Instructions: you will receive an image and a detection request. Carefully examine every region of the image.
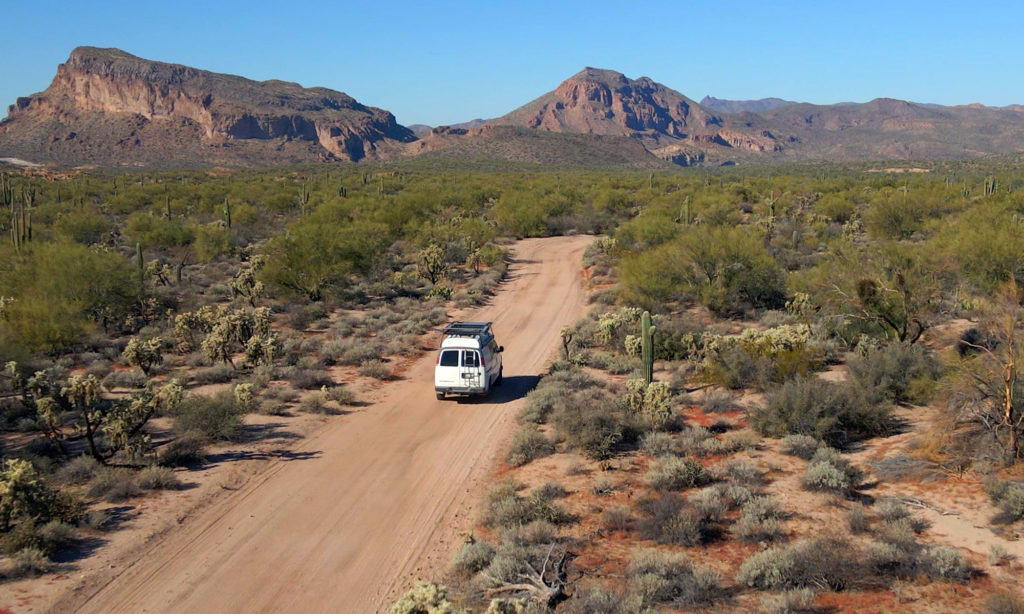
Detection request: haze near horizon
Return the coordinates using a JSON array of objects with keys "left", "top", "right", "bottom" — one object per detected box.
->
[{"left": 2, "top": 0, "right": 1022, "bottom": 127}]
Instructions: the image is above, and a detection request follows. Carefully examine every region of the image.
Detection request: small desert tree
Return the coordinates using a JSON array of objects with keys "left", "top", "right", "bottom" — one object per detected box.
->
[{"left": 950, "top": 280, "right": 1024, "bottom": 463}]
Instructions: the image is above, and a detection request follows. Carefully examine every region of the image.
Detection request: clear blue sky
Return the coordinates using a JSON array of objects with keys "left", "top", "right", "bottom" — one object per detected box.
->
[{"left": 2, "top": 0, "right": 1022, "bottom": 127}]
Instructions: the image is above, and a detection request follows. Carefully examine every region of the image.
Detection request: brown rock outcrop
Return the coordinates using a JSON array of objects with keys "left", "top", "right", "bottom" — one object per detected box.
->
[{"left": 0, "top": 47, "right": 415, "bottom": 166}]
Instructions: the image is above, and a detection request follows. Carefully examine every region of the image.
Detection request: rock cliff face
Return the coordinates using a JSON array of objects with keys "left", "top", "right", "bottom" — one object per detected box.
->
[
  {"left": 0, "top": 47, "right": 415, "bottom": 166},
  {"left": 490, "top": 68, "right": 786, "bottom": 165}
]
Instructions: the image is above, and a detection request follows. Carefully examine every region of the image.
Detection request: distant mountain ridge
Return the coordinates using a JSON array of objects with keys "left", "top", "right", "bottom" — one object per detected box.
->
[
  {"left": 3, "top": 50, "right": 1024, "bottom": 169},
  {"left": 700, "top": 96, "right": 799, "bottom": 114},
  {"left": 0, "top": 47, "right": 414, "bottom": 166}
]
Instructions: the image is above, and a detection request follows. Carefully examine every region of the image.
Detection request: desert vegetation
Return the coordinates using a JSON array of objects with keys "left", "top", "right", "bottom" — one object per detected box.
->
[
  {"left": 383, "top": 161, "right": 1024, "bottom": 612},
  {"left": 2, "top": 161, "right": 1024, "bottom": 610}
]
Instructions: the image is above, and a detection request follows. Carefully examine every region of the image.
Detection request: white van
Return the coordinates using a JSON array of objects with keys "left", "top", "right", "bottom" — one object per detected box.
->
[{"left": 434, "top": 322, "right": 503, "bottom": 399}]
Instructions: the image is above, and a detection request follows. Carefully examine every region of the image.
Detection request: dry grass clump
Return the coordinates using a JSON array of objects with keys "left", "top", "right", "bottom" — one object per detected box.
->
[{"left": 645, "top": 456, "right": 709, "bottom": 491}]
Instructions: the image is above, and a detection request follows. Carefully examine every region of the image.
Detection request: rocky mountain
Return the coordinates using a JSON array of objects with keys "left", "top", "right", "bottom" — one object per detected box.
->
[
  {"left": 0, "top": 47, "right": 415, "bottom": 166},
  {"left": 487, "top": 67, "right": 785, "bottom": 165},
  {"left": 700, "top": 96, "right": 798, "bottom": 114},
  {"left": 4, "top": 51, "right": 1024, "bottom": 169}
]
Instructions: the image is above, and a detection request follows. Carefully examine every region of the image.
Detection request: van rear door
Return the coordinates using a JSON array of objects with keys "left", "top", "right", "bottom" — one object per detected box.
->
[{"left": 435, "top": 349, "right": 461, "bottom": 389}]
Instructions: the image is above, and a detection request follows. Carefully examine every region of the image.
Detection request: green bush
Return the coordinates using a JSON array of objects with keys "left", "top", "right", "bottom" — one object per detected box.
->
[
  {"left": 482, "top": 481, "right": 569, "bottom": 530},
  {"left": 645, "top": 456, "right": 709, "bottom": 491},
  {"left": 158, "top": 431, "right": 207, "bottom": 467},
  {"left": 737, "top": 536, "right": 860, "bottom": 590},
  {"left": 753, "top": 377, "right": 891, "bottom": 448},
  {"left": 358, "top": 359, "right": 394, "bottom": 380},
  {"left": 135, "top": 466, "right": 181, "bottom": 490},
  {"left": 452, "top": 539, "right": 494, "bottom": 576},
  {"left": 735, "top": 496, "right": 786, "bottom": 543},
  {"left": 985, "top": 591, "right": 1024, "bottom": 614},
  {"left": 801, "top": 448, "right": 863, "bottom": 494},
  {"left": 550, "top": 396, "right": 632, "bottom": 461},
  {"left": 173, "top": 392, "right": 243, "bottom": 441},
  {"left": 86, "top": 467, "right": 141, "bottom": 502},
  {"left": 779, "top": 434, "right": 821, "bottom": 460},
  {"left": 986, "top": 479, "right": 1024, "bottom": 522},
  {"left": 626, "top": 548, "right": 722, "bottom": 607},
  {"left": 847, "top": 342, "right": 940, "bottom": 405},
  {"left": 636, "top": 493, "right": 709, "bottom": 546},
  {"left": 506, "top": 426, "right": 555, "bottom": 467}
]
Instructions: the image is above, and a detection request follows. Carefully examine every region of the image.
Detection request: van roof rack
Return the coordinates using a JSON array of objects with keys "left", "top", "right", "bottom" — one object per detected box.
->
[{"left": 443, "top": 321, "right": 492, "bottom": 338}]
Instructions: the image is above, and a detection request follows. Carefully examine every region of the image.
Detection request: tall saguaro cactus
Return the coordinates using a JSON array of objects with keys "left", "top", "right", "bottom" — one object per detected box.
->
[{"left": 641, "top": 311, "right": 656, "bottom": 385}]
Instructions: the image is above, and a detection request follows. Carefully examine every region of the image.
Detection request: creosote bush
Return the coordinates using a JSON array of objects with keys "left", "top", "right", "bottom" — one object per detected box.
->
[
  {"left": 754, "top": 376, "right": 890, "bottom": 448},
  {"left": 506, "top": 425, "right": 555, "bottom": 468},
  {"left": 172, "top": 392, "right": 244, "bottom": 441},
  {"left": 801, "top": 447, "right": 863, "bottom": 495},
  {"left": 626, "top": 548, "right": 723, "bottom": 607},
  {"left": 645, "top": 456, "right": 709, "bottom": 491}
]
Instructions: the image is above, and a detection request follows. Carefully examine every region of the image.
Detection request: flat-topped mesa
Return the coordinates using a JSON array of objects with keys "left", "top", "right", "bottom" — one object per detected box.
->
[{"left": 4, "top": 47, "right": 414, "bottom": 162}]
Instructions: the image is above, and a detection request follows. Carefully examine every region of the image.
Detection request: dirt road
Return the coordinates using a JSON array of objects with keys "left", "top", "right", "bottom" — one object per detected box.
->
[{"left": 64, "top": 235, "right": 592, "bottom": 614}]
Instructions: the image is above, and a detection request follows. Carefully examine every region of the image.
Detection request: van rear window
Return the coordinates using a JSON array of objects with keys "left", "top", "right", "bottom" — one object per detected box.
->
[
  {"left": 439, "top": 350, "right": 459, "bottom": 367},
  {"left": 463, "top": 351, "right": 479, "bottom": 367}
]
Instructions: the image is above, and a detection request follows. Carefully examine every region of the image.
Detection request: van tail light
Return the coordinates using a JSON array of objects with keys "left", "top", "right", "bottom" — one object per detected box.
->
[
  {"left": 480, "top": 353, "right": 486, "bottom": 367},
  {"left": 436, "top": 353, "right": 440, "bottom": 365}
]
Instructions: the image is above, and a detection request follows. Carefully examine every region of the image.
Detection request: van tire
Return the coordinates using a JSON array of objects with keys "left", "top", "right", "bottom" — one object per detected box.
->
[
  {"left": 494, "top": 367, "right": 503, "bottom": 387},
  {"left": 436, "top": 392, "right": 445, "bottom": 400}
]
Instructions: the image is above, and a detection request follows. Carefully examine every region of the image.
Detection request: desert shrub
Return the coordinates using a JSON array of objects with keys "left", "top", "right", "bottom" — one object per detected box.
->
[
  {"left": 626, "top": 548, "right": 723, "bottom": 607},
  {"left": 519, "top": 369, "right": 606, "bottom": 424},
  {"left": 358, "top": 359, "right": 393, "bottom": 380},
  {"left": 173, "top": 392, "right": 243, "bottom": 441},
  {"left": 761, "top": 588, "right": 819, "bottom": 614},
  {"left": 640, "top": 432, "right": 677, "bottom": 457},
  {"left": 735, "top": 495, "right": 786, "bottom": 543},
  {"left": 322, "top": 385, "right": 357, "bottom": 406},
  {"left": 847, "top": 342, "right": 940, "bottom": 405},
  {"left": 561, "top": 584, "right": 644, "bottom": 614},
  {"left": 779, "top": 434, "right": 821, "bottom": 460},
  {"left": 602, "top": 505, "right": 633, "bottom": 532},
  {"left": 737, "top": 536, "right": 860, "bottom": 590},
  {"left": 701, "top": 391, "right": 739, "bottom": 413},
  {"left": 482, "top": 481, "right": 569, "bottom": 530},
  {"left": 506, "top": 426, "right": 555, "bottom": 468},
  {"left": 158, "top": 431, "right": 207, "bottom": 467},
  {"left": 56, "top": 455, "right": 102, "bottom": 485},
  {"left": 550, "top": 396, "right": 632, "bottom": 461},
  {"left": 989, "top": 544, "right": 1010, "bottom": 566},
  {"left": 919, "top": 545, "right": 970, "bottom": 582},
  {"left": 8, "top": 547, "right": 52, "bottom": 577},
  {"left": 876, "top": 498, "right": 912, "bottom": 524},
  {"left": 986, "top": 591, "right": 1024, "bottom": 614},
  {"left": 452, "top": 539, "right": 494, "bottom": 576},
  {"left": 675, "top": 426, "right": 715, "bottom": 456},
  {"left": 801, "top": 448, "right": 863, "bottom": 494},
  {"left": 636, "top": 493, "right": 709, "bottom": 546},
  {"left": 2, "top": 519, "right": 75, "bottom": 556},
  {"left": 753, "top": 377, "right": 890, "bottom": 448},
  {"left": 986, "top": 479, "right": 1024, "bottom": 522},
  {"left": 332, "top": 341, "right": 385, "bottom": 367},
  {"left": 102, "top": 369, "right": 149, "bottom": 390},
  {"left": 646, "top": 456, "right": 708, "bottom": 491},
  {"left": 716, "top": 459, "right": 763, "bottom": 485},
  {"left": 288, "top": 368, "right": 334, "bottom": 389},
  {"left": 690, "top": 483, "right": 752, "bottom": 522},
  {"left": 135, "top": 466, "right": 181, "bottom": 490},
  {"left": 848, "top": 503, "right": 871, "bottom": 533},
  {"left": 86, "top": 467, "right": 141, "bottom": 502},
  {"left": 191, "top": 364, "right": 236, "bottom": 385}
]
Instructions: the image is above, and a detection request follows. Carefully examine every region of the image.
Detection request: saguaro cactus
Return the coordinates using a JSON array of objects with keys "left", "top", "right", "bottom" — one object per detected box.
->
[
  {"left": 136, "top": 242, "right": 145, "bottom": 290},
  {"left": 641, "top": 311, "right": 656, "bottom": 384},
  {"left": 224, "top": 197, "right": 232, "bottom": 229}
]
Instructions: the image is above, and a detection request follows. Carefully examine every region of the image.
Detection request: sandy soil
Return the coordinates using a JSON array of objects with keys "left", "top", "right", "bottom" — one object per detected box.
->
[{"left": 31, "top": 235, "right": 592, "bottom": 614}]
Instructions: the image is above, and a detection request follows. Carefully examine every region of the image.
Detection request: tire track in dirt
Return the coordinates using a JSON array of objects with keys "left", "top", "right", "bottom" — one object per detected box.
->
[{"left": 59, "top": 235, "right": 591, "bottom": 614}]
